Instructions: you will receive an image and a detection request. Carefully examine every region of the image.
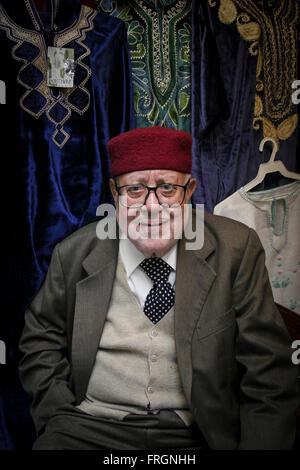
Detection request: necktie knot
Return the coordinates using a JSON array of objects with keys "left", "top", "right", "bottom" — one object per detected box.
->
[{"left": 140, "top": 257, "right": 172, "bottom": 284}]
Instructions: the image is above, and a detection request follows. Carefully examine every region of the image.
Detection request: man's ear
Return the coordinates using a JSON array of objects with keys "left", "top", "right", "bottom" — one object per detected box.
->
[
  {"left": 109, "top": 178, "right": 118, "bottom": 204},
  {"left": 186, "top": 177, "right": 197, "bottom": 201}
]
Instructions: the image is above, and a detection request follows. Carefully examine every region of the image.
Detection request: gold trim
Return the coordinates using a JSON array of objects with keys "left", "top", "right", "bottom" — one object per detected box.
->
[
  {"left": 209, "top": 0, "right": 299, "bottom": 145},
  {"left": 254, "top": 94, "right": 263, "bottom": 116},
  {"left": 52, "top": 126, "right": 70, "bottom": 148},
  {"left": 277, "top": 114, "right": 298, "bottom": 141},
  {"left": 0, "top": 5, "right": 97, "bottom": 147},
  {"left": 55, "top": 6, "right": 97, "bottom": 116},
  {"left": 0, "top": 5, "right": 50, "bottom": 118},
  {"left": 134, "top": 0, "right": 188, "bottom": 95},
  {"left": 218, "top": 0, "right": 237, "bottom": 24},
  {"left": 25, "top": 0, "right": 41, "bottom": 31}
]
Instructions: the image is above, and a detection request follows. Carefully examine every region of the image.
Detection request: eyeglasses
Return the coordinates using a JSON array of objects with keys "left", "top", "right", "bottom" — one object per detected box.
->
[{"left": 114, "top": 179, "right": 191, "bottom": 208}]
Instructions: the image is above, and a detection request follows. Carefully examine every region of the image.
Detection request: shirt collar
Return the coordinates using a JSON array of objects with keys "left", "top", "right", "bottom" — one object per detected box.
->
[{"left": 119, "top": 235, "right": 177, "bottom": 279}]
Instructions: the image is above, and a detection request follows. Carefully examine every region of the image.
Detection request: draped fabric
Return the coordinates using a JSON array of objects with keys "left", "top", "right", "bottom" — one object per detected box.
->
[
  {"left": 81, "top": 0, "right": 97, "bottom": 7},
  {"left": 191, "top": 0, "right": 300, "bottom": 213},
  {"left": 96, "top": 0, "right": 192, "bottom": 130},
  {"left": 1, "top": 0, "right": 134, "bottom": 449},
  {"left": 214, "top": 181, "right": 300, "bottom": 314}
]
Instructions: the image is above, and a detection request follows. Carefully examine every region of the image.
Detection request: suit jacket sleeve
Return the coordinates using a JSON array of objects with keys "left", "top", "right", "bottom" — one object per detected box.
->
[
  {"left": 233, "top": 228, "right": 299, "bottom": 449},
  {"left": 18, "top": 244, "right": 76, "bottom": 436}
]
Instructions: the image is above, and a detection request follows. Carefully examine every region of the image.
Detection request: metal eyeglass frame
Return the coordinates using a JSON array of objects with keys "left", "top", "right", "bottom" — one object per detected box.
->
[{"left": 114, "top": 178, "right": 191, "bottom": 208}]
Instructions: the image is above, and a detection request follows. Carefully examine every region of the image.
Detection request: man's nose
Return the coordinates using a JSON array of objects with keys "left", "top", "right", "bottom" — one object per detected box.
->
[{"left": 145, "top": 189, "right": 160, "bottom": 210}]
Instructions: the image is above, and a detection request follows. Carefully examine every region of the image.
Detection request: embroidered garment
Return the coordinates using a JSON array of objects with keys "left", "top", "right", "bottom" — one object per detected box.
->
[
  {"left": 96, "top": 0, "right": 192, "bottom": 130},
  {"left": 214, "top": 181, "right": 300, "bottom": 314},
  {"left": 1, "top": 0, "right": 134, "bottom": 450},
  {"left": 191, "top": 0, "right": 299, "bottom": 212},
  {"left": 1, "top": 0, "right": 134, "bottom": 324}
]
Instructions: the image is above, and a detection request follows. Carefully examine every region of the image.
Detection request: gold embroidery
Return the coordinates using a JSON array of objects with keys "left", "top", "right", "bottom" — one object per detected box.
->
[
  {"left": 134, "top": 0, "right": 187, "bottom": 95},
  {"left": 253, "top": 113, "right": 298, "bottom": 146},
  {"left": 261, "top": 117, "right": 278, "bottom": 144},
  {"left": 0, "top": 6, "right": 48, "bottom": 118},
  {"left": 218, "top": 0, "right": 237, "bottom": 24},
  {"left": 0, "top": 5, "right": 97, "bottom": 148},
  {"left": 254, "top": 94, "right": 263, "bottom": 116},
  {"left": 209, "top": 0, "right": 299, "bottom": 146},
  {"left": 256, "top": 48, "right": 262, "bottom": 75},
  {"left": 25, "top": 0, "right": 41, "bottom": 31},
  {"left": 237, "top": 20, "right": 261, "bottom": 42},
  {"left": 277, "top": 114, "right": 298, "bottom": 141}
]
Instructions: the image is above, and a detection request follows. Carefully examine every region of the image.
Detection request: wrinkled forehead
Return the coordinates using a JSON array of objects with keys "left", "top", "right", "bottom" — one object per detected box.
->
[{"left": 117, "top": 169, "right": 187, "bottom": 185}]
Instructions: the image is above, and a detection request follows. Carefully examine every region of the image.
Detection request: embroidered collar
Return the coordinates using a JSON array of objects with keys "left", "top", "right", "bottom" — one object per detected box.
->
[{"left": 0, "top": 0, "right": 97, "bottom": 148}]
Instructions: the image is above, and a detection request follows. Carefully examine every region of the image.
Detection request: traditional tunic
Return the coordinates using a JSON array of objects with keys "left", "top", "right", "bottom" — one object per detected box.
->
[
  {"left": 214, "top": 181, "right": 300, "bottom": 314},
  {"left": 0, "top": 0, "right": 134, "bottom": 449},
  {"left": 97, "top": 0, "right": 192, "bottom": 130},
  {"left": 1, "top": 0, "right": 135, "bottom": 322}
]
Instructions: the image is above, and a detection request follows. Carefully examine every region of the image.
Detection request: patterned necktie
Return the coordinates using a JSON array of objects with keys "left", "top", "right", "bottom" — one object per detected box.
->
[{"left": 140, "top": 257, "right": 175, "bottom": 324}]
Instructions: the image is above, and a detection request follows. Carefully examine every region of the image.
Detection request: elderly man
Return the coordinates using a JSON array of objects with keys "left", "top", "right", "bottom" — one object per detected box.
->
[{"left": 19, "top": 127, "right": 299, "bottom": 450}]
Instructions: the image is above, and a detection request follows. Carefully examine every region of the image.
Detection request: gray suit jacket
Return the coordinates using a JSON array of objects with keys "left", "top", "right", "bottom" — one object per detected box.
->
[{"left": 18, "top": 211, "right": 299, "bottom": 449}]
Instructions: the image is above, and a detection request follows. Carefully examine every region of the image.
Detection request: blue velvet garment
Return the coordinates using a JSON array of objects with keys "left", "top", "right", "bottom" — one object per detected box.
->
[
  {"left": 0, "top": 0, "right": 135, "bottom": 449},
  {"left": 191, "top": 0, "right": 300, "bottom": 213}
]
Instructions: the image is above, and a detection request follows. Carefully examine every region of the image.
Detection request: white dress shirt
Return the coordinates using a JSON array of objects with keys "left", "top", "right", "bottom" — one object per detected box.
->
[{"left": 119, "top": 236, "right": 177, "bottom": 309}]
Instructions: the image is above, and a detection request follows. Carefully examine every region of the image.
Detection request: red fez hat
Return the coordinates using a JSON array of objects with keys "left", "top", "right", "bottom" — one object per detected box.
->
[{"left": 107, "top": 126, "right": 192, "bottom": 177}]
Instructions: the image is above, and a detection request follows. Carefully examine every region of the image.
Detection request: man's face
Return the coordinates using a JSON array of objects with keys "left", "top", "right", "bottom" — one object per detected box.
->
[{"left": 110, "top": 169, "right": 196, "bottom": 258}]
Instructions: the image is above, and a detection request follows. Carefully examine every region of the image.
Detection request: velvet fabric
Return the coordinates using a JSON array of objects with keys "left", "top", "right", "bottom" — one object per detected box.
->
[
  {"left": 191, "top": 0, "right": 300, "bottom": 213},
  {"left": 81, "top": 0, "right": 96, "bottom": 7},
  {"left": 96, "top": 0, "right": 192, "bottom": 130},
  {"left": 1, "top": 0, "right": 134, "bottom": 449}
]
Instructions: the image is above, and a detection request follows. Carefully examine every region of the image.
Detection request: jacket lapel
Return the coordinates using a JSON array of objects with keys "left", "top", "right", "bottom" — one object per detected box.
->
[
  {"left": 71, "top": 237, "right": 118, "bottom": 402},
  {"left": 71, "top": 214, "right": 217, "bottom": 405},
  {"left": 174, "top": 224, "right": 216, "bottom": 406}
]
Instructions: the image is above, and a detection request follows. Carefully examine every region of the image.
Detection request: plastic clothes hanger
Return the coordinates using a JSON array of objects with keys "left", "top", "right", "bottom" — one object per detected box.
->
[{"left": 243, "top": 137, "right": 300, "bottom": 192}]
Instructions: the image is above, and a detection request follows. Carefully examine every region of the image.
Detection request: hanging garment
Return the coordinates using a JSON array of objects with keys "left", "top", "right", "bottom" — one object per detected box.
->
[
  {"left": 0, "top": 0, "right": 134, "bottom": 449},
  {"left": 191, "top": 0, "right": 300, "bottom": 212},
  {"left": 214, "top": 181, "right": 300, "bottom": 314},
  {"left": 1, "top": 0, "right": 134, "bottom": 329},
  {"left": 97, "top": 0, "right": 192, "bottom": 130}
]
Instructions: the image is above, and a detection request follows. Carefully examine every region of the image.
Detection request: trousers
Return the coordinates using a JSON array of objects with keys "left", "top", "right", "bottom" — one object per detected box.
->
[{"left": 33, "top": 408, "right": 209, "bottom": 450}]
